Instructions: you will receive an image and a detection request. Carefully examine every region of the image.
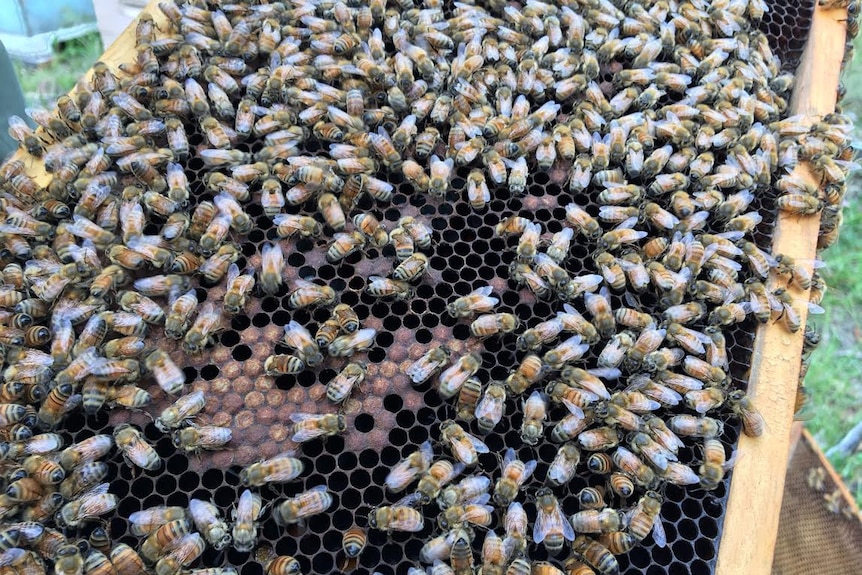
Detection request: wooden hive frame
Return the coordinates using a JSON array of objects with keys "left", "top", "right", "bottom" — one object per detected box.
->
[
  {"left": 716, "top": 4, "right": 848, "bottom": 574},
  {"left": 5, "top": 1, "right": 852, "bottom": 574}
]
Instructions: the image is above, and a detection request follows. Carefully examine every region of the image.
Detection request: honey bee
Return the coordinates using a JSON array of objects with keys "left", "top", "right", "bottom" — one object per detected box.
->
[
  {"left": 326, "top": 362, "right": 367, "bottom": 404},
  {"left": 109, "top": 543, "right": 147, "bottom": 575},
  {"left": 342, "top": 525, "right": 367, "bottom": 559},
  {"left": 287, "top": 278, "right": 337, "bottom": 310},
  {"left": 274, "top": 485, "right": 333, "bottom": 527},
  {"left": 173, "top": 426, "right": 232, "bottom": 453},
  {"left": 59, "top": 434, "right": 112, "bottom": 471},
  {"left": 520, "top": 390, "right": 549, "bottom": 445},
  {"left": 467, "top": 169, "right": 490, "bottom": 211},
  {"left": 259, "top": 242, "right": 285, "bottom": 295},
  {"left": 154, "top": 532, "right": 205, "bottom": 575},
  {"left": 114, "top": 424, "right": 161, "bottom": 470},
  {"left": 329, "top": 328, "right": 377, "bottom": 357},
  {"left": 547, "top": 442, "right": 581, "bottom": 487},
  {"left": 318, "top": 192, "right": 347, "bottom": 231},
  {"left": 398, "top": 216, "right": 433, "bottom": 249},
  {"left": 478, "top": 530, "right": 509, "bottom": 575},
  {"left": 543, "top": 334, "right": 590, "bottom": 370},
  {"left": 438, "top": 498, "right": 494, "bottom": 531},
  {"left": 232, "top": 489, "right": 263, "bottom": 553},
  {"left": 183, "top": 302, "right": 222, "bottom": 355},
  {"left": 471, "top": 381, "right": 506, "bottom": 434},
  {"left": 438, "top": 475, "right": 493, "bottom": 511},
  {"left": 290, "top": 413, "right": 347, "bottom": 443},
  {"left": 165, "top": 289, "right": 198, "bottom": 340},
  {"left": 369, "top": 505, "right": 424, "bottom": 533},
  {"left": 273, "top": 214, "right": 322, "bottom": 239},
  {"left": 438, "top": 352, "right": 482, "bottom": 399},
  {"left": 327, "top": 231, "right": 367, "bottom": 263},
  {"left": 189, "top": 498, "right": 231, "bottom": 551},
  {"left": 447, "top": 286, "right": 499, "bottom": 318},
  {"left": 56, "top": 483, "right": 118, "bottom": 527},
  {"left": 493, "top": 448, "right": 537, "bottom": 506},
  {"left": 59, "top": 461, "right": 109, "bottom": 501},
  {"left": 570, "top": 508, "right": 624, "bottom": 535},
  {"left": 144, "top": 349, "right": 185, "bottom": 396},
  {"left": 667, "top": 415, "right": 723, "bottom": 438},
  {"left": 727, "top": 389, "right": 765, "bottom": 437},
  {"left": 440, "top": 420, "right": 489, "bottom": 466},
  {"left": 572, "top": 535, "right": 619, "bottom": 575},
  {"left": 224, "top": 264, "right": 255, "bottom": 314},
  {"left": 7, "top": 115, "right": 44, "bottom": 156},
  {"left": 22, "top": 454, "right": 65, "bottom": 485},
  {"left": 283, "top": 320, "right": 324, "bottom": 367},
  {"left": 255, "top": 546, "right": 300, "bottom": 575},
  {"left": 471, "top": 313, "right": 519, "bottom": 339},
  {"left": 388, "top": 227, "right": 415, "bottom": 261},
  {"left": 534, "top": 487, "right": 575, "bottom": 554},
  {"left": 385, "top": 440, "right": 434, "bottom": 494}
]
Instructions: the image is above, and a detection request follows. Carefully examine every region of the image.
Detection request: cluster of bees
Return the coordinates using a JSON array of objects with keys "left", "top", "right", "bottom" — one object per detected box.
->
[{"left": 0, "top": 0, "right": 855, "bottom": 572}]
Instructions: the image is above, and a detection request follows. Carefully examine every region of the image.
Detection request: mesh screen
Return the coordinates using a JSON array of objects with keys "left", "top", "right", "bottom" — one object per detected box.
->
[{"left": 772, "top": 432, "right": 862, "bottom": 575}]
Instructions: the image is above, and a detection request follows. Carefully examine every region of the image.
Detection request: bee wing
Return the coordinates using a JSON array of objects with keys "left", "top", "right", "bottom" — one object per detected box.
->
[
  {"left": 474, "top": 395, "right": 498, "bottom": 421},
  {"left": 533, "top": 510, "right": 550, "bottom": 544},
  {"left": 523, "top": 459, "right": 538, "bottom": 481},
  {"left": 807, "top": 302, "right": 826, "bottom": 315},
  {"left": 449, "top": 437, "right": 476, "bottom": 464},
  {"left": 405, "top": 358, "right": 430, "bottom": 382},
  {"left": 291, "top": 425, "right": 324, "bottom": 443},
  {"left": 464, "top": 493, "right": 491, "bottom": 506},
  {"left": 502, "top": 447, "right": 515, "bottom": 469},
  {"left": 395, "top": 492, "right": 424, "bottom": 508},
  {"left": 0, "top": 549, "right": 26, "bottom": 568},
  {"left": 386, "top": 463, "right": 419, "bottom": 492},
  {"left": 558, "top": 506, "right": 576, "bottom": 541},
  {"left": 561, "top": 399, "right": 585, "bottom": 419},
  {"left": 293, "top": 277, "right": 318, "bottom": 289},
  {"left": 589, "top": 367, "right": 621, "bottom": 379},
  {"left": 169, "top": 533, "right": 204, "bottom": 563},
  {"left": 469, "top": 286, "right": 494, "bottom": 297},
  {"left": 467, "top": 433, "right": 489, "bottom": 454},
  {"left": 392, "top": 511, "right": 423, "bottom": 532},
  {"left": 289, "top": 412, "right": 320, "bottom": 423},
  {"left": 418, "top": 440, "right": 434, "bottom": 466},
  {"left": 652, "top": 514, "right": 667, "bottom": 548},
  {"left": 80, "top": 493, "right": 118, "bottom": 517},
  {"left": 227, "top": 263, "right": 240, "bottom": 283},
  {"left": 188, "top": 499, "right": 215, "bottom": 523}
]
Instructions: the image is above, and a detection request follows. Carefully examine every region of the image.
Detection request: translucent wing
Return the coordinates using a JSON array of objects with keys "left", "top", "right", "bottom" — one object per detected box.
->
[
  {"left": 561, "top": 399, "right": 585, "bottom": 419},
  {"left": 558, "top": 506, "right": 576, "bottom": 541},
  {"left": 226, "top": 263, "right": 240, "bottom": 284},
  {"left": 533, "top": 509, "right": 549, "bottom": 544},
  {"left": 467, "top": 432, "right": 489, "bottom": 454},
  {"left": 652, "top": 514, "right": 667, "bottom": 548},
  {"left": 522, "top": 460, "right": 537, "bottom": 480},
  {"left": 502, "top": 447, "right": 515, "bottom": 469},
  {"left": 449, "top": 437, "right": 476, "bottom": 464},
  {"left": 291, "top": 425, "right": 325, "bottom": 443}
]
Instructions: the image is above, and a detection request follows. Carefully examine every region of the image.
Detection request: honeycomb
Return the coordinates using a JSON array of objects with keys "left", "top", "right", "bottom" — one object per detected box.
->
[
  {"left": 758, "top": 0, "right": 816, "bottom": 72},
  {"left": 0, "top": 0, "right": 838, "bottom": 573}
]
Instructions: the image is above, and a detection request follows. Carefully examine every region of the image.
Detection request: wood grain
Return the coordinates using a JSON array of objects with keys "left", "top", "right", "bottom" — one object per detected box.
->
[{"left": 715, "top": 7, "right": 847, "bottom": 575}]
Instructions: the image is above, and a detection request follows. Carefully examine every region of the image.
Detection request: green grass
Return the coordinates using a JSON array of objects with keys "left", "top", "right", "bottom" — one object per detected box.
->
[
  {"left": 804, "top": 35, "right": 862, "bottom": 505},
  {"left": 12, "top": 32, "right": 102, "bottom": 109}
]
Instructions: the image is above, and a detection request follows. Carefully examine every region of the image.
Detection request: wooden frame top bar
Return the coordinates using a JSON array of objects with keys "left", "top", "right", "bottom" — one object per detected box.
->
[{"left": 715, "top": 5, "right": 847, "bottom": 574}]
